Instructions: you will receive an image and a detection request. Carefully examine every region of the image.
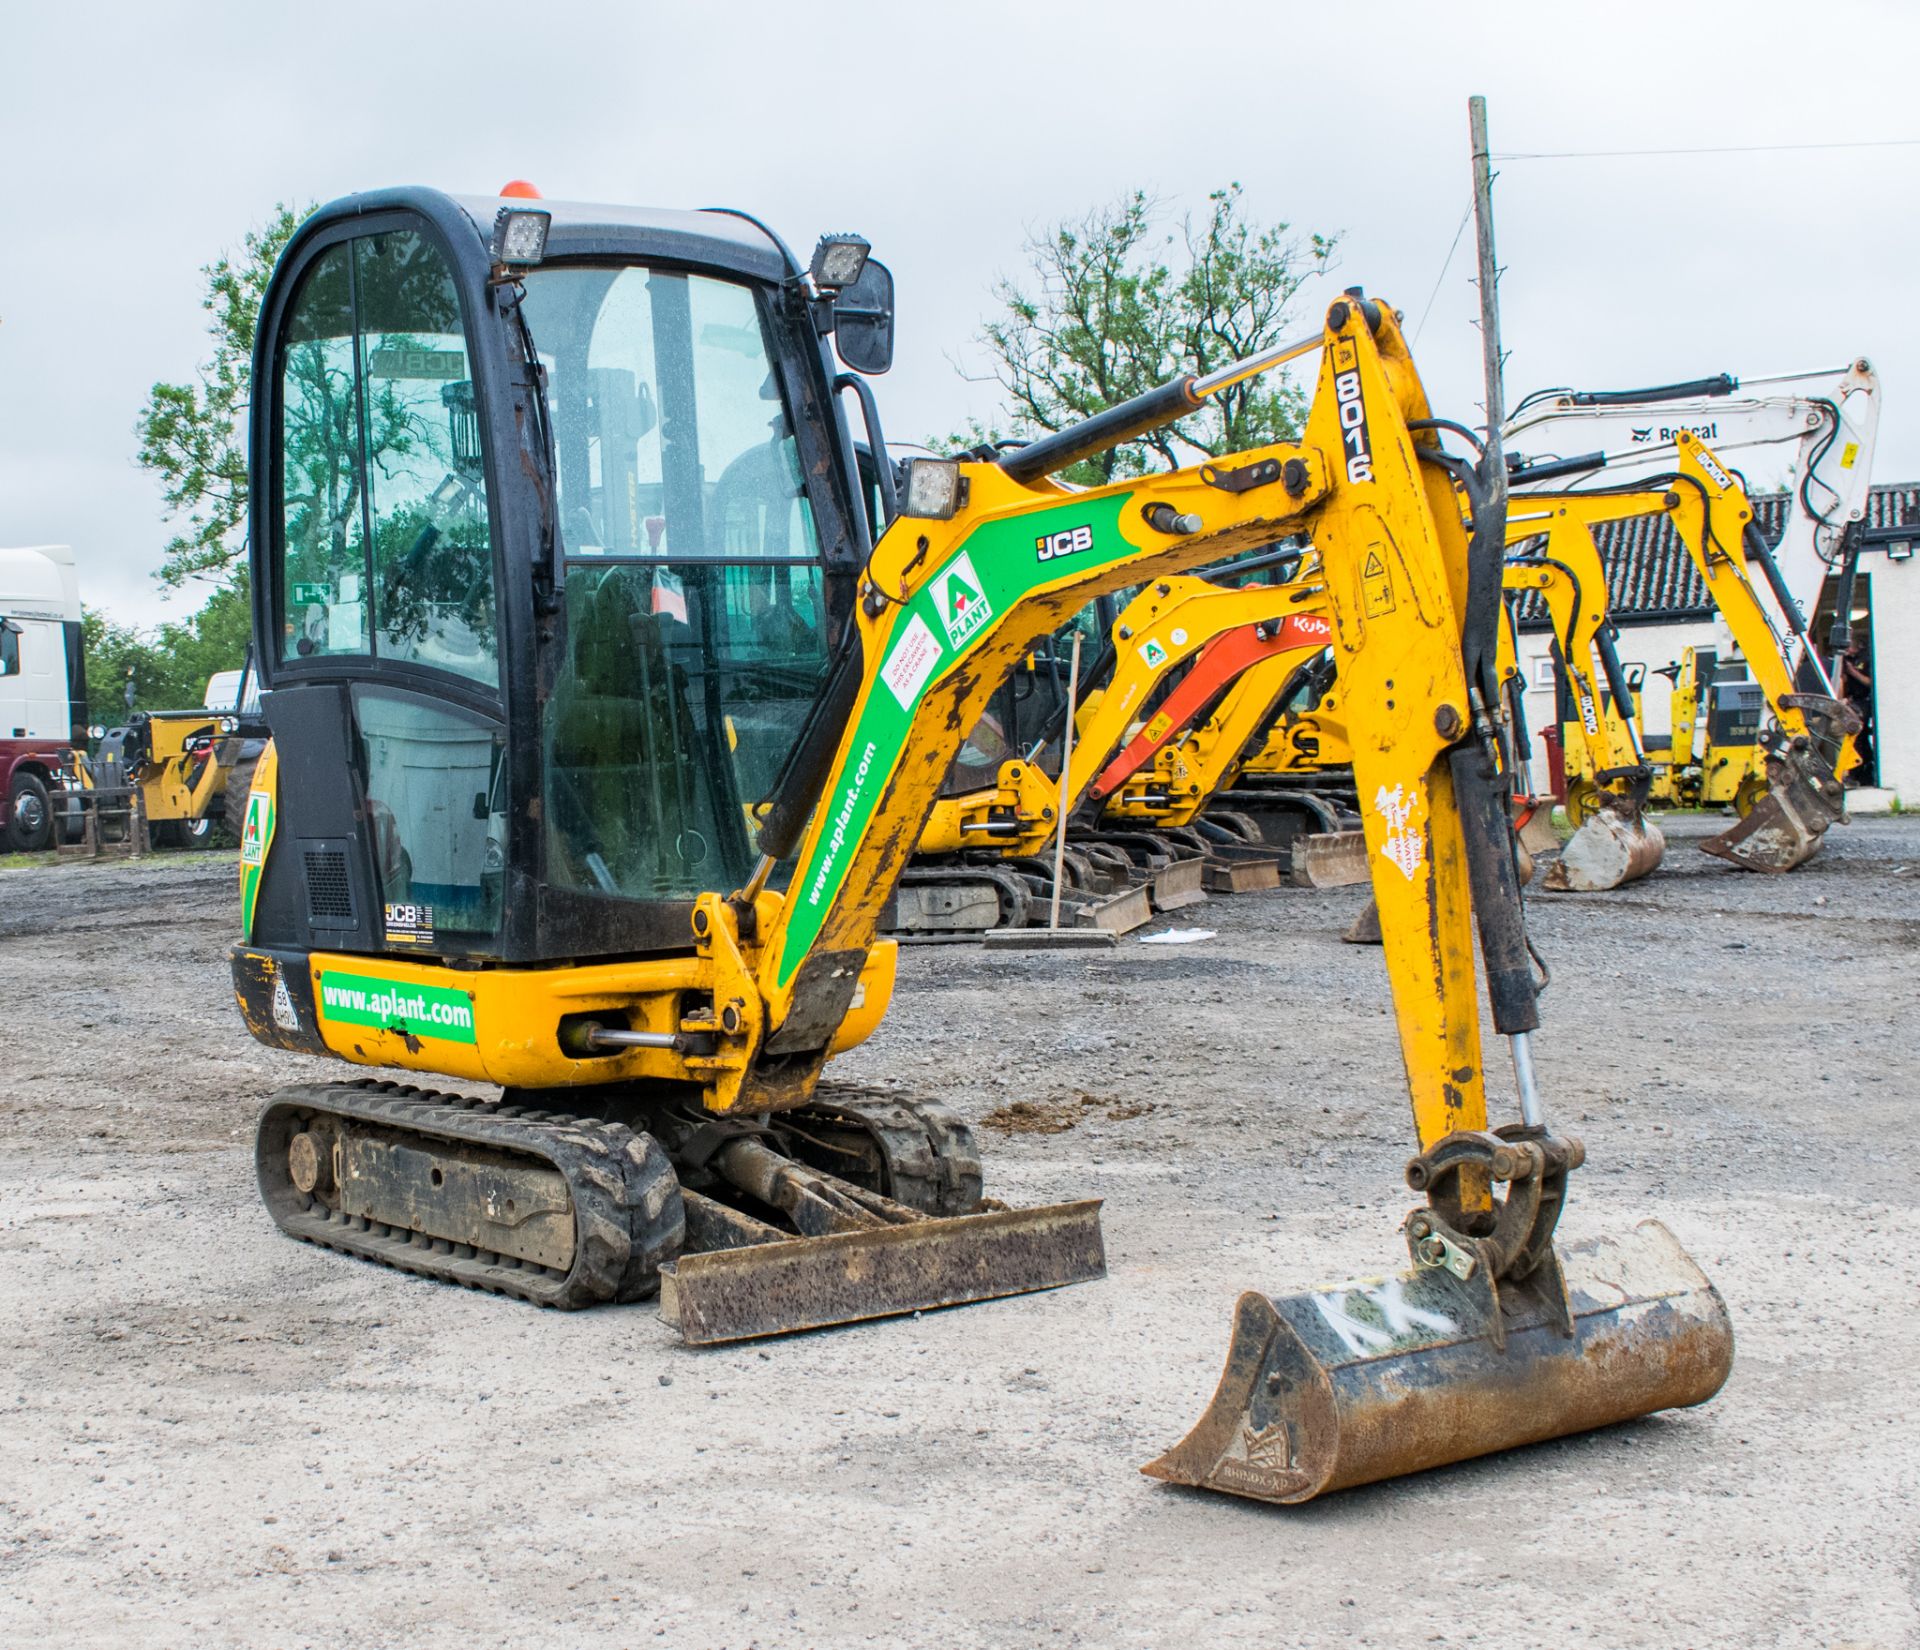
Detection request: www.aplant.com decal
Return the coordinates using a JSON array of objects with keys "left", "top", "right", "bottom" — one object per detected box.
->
[{"left": 316, "top": 971, "right": 477, "bottom": 1045}]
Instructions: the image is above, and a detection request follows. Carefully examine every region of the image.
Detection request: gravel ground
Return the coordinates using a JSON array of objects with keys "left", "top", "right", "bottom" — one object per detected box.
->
[{"left": 0, "top": 815, "right": 1914, "bottom": 1649}]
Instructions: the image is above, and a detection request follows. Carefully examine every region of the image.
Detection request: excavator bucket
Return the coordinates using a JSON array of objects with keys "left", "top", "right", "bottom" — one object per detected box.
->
[
  {"left": 1701, "top": 753, "right": 1846, "bottom": 874},
  {"left": 1143, "top": 1221, "right": 1731, "bottom": 1504},
  {"left": 1515, "top": 803, "right": 1562, "bottom": 860},
  {"left": 1542, "top": 806, "right": 1665, "bottom": 892}
]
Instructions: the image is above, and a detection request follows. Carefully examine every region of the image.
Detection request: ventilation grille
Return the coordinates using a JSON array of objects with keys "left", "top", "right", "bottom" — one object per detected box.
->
[{"left": 302, "top": 846, "right": 354, "bottom": 922}]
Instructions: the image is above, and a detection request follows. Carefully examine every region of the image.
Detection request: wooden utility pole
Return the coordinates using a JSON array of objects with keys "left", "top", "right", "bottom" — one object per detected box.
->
[{"left": 1468, "top": 95, "right": 1508, "bottom": 513}]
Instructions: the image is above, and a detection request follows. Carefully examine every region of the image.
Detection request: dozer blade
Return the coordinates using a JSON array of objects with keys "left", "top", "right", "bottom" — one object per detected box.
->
[
  {"left": 1701, "top": 765, "right": 1842, "bottom": 874},
  {"left": 1291, "top": 829, "right": 1371, "bottom": 888},
  {"left": 1143, "top": 1220, "right": 1731, "bottom": 1505},
  {"left": 1202, "top": 855, "right": 1285, "bottom": 893},
  {"left": 658, "top": 1198, "right": 1106, "bottom": 1345},
  {"left": 1541, "top": 808, "right": 1665, "bottom": 892},
  {"left": 1150, "top": 856, "right": 1210, "bottom": 911}
]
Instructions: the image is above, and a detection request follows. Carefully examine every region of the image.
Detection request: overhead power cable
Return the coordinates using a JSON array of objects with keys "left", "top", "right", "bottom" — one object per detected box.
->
[
  {"left": 1495, "top": 137, "right": 1920, "bottom": 161},
  {"left": 1412, "top": 198, "right": 1475, "bottom": 347}
]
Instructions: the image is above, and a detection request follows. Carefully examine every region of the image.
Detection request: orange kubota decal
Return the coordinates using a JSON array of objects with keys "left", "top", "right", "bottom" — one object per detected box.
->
[{"left": 1090, "top": 611, "right": 1331, "bottom": 800}]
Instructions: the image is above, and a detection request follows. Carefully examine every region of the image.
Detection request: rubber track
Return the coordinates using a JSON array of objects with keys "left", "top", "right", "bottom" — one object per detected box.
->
[
  {"left": 791, "top": 1083, "right": 984, "bottom": 1217},
  {"left": 257, "top": 1079, "right": 683, "bottom": 1310}
]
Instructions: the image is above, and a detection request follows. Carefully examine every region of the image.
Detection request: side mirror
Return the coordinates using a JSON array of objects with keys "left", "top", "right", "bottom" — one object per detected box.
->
[
  {"left": 832, "top": 259, "right": 894, "bottom": 376},
  {"left": 0, "top": 619, "right": 18, "bottom": 678}
]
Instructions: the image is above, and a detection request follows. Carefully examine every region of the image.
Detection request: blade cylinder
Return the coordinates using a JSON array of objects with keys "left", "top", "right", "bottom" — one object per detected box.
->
[{"left": 1143, "top": 1220, "right": 1731, "bottom": 1505}]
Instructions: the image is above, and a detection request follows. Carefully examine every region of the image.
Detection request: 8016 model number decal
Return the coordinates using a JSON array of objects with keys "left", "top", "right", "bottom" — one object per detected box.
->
[{"left": 1335, "top": 370, "right": 1373, "bottom": 485}]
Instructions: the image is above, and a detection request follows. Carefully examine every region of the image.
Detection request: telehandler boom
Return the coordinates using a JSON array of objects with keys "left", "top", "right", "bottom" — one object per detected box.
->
[{"left": 232, "top": 189, "right": 1728, "bottom": 1501}]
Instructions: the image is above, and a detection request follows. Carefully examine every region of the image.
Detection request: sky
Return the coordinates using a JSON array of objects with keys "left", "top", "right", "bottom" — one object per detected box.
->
[{"left": 4, "top": 0, "right": 1918, "bottom": 629}]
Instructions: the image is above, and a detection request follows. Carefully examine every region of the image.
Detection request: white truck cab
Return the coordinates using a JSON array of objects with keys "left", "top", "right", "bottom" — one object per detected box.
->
[{"left": 0, "top": 545, "right": 86, "bottom": 850}]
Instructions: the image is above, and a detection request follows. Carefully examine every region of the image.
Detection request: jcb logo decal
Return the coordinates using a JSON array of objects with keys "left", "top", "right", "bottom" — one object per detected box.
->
[
  {"left": 1335, "top": 370, "right": 1373, "bottom": 485},
  {"left": 1035, "top": 523, "right": 1094, "bottom": 563}
]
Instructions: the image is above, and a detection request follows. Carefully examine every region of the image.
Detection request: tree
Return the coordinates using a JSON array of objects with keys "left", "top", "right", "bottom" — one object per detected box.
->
[
  {"left": 81, "top": 574, "right": 258, "bottom": 723},
  {"left": 949, "top": 186, "right": 1337, "bottom": 486},
  {"left": 135, "top": 204, "right": 311, "bottom": 590}
]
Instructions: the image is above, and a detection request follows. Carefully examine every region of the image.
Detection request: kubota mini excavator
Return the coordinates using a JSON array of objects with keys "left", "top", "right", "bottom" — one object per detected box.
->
[{"left": 232, "top": 187, "right": 1729, "bottom": 1502}]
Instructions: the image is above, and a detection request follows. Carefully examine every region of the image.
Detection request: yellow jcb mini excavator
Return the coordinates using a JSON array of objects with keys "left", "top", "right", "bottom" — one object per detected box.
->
[
  {"left": 1499, "top": 493, "right": 1673, "bottom": 892},
  {"left": 232, "top": 188, "right": 1728, "bottom": 1501},
  {"left": 906, "top": 567, "right": 1333, "bottom": 920}
]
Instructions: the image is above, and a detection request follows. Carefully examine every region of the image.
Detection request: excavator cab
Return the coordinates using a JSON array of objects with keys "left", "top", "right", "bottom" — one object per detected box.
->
[
  {"left": 243, "top": 192, "right": 869, "bottom": 965},
  {"left": 234, "top": 189, "right": 1106, "bottom": 1332}
]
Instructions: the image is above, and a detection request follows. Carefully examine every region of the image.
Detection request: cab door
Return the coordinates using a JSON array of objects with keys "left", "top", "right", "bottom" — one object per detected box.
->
[{"left": 254, "top": 216, "right": 511, "bottom": 961}]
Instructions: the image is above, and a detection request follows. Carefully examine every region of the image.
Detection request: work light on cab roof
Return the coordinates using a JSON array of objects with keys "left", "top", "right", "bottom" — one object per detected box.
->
[{"left": 808, "top": 232, "right": 869, "bottom": 292}]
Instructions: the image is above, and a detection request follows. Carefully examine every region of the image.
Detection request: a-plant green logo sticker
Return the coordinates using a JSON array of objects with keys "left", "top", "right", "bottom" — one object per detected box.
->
[
  {"left": 933, "top": 551, "right": 992, "bottom": 647},
  {"left": 238, "top": 781, "right": 276, "bottom": 941},
  {"left": 317, "top": 971, "right": 477, "bottom": 1045},
  {"left": 1137, "top": 637, "right": 1168, "bottom": 669},
  {"left": 773, "top": 493, "right": 1130, "bottom": 989}
]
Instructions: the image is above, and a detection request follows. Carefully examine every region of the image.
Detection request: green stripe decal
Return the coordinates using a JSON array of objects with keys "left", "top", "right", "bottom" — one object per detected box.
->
[{"left": 775, "top": 492, "right": 1132, "bottom": 986}]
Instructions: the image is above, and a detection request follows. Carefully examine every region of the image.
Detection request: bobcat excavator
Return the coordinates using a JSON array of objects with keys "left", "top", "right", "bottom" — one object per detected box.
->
[
  {"left": 231, "top": 187, "right": 1729, "bottom": 1503},
  {"left": 1506, "top": 367, "right": 1875, "bottom": 870}
]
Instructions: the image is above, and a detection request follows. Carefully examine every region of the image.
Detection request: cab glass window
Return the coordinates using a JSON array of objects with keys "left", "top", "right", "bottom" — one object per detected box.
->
[
  {"left": 275, "top": 227, "right": 499, "bottom": 687},
  {"left": 357, "top": 233, "right": 499, "bottom": 685},
  {"left": 520, "top": 267, "right": 818, "bottom": 560},
  {"left": 542, "top": 560, "right": 829, "bottom": 899},
  {"left": 518, "top": 264, "right": 832, "bottom": 901},
  {"left": 352, "top": 685, "right": 504, "bottom": 940},
  {"left": 279, "top": 245, "right": 368, "bottom": 662}
]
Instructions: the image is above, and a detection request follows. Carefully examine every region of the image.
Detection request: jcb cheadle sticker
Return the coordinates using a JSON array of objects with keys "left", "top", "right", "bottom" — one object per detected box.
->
[{"left": 316, "top": 971, "right": 477, "bottom": 1045}]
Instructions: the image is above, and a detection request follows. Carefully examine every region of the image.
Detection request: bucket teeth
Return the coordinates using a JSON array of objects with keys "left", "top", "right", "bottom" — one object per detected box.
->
[{"left": 1143, "top": 1221, "right": 1732, "bottom": 1505}]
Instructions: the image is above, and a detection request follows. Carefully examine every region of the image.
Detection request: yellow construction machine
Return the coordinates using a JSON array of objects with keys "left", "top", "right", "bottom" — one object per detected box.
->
[
  {"left": 1626, "top": 645, "right": 1772, "bottom": 811},
  {"left": 903, "top": 566, "right": 1336, "bottom": 925},
  {"left": 66, "top": 664, "right": 267, "bottom": 851},
  {"left": 1547, "top": 443, "right": 1858, "bottom": 870},
  {"left": 1499, "top": 494, "right": 1672, "bottom": 892},
  {"left": 231, "top": 188, "right": 1729, "bottom": 1503}
]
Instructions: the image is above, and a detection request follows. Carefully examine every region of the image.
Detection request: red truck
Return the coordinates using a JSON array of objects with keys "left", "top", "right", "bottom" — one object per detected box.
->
[{"left": 0, "top": 545, "right": 86, "bottom": 852}]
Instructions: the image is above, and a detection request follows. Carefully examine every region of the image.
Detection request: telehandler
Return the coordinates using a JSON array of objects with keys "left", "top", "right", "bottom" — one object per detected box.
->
[{"left": 231, "top": 187, "right": 1729, "bottom": 1503}]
